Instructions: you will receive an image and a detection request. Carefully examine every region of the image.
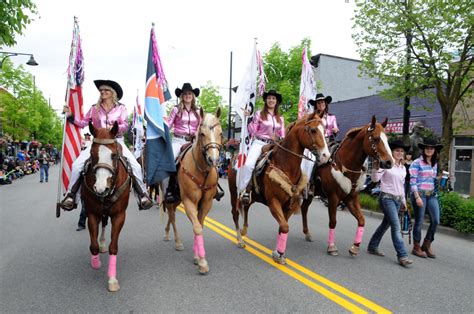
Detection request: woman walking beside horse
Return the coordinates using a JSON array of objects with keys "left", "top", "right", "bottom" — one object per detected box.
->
[{"left": 60, "top": 79, "right": 152, "bottom": 211}]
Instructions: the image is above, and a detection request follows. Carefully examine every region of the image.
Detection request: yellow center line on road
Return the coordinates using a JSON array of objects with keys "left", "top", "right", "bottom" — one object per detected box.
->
[{"left": 176, "top": 206, "right": 390, "bottom": 313}]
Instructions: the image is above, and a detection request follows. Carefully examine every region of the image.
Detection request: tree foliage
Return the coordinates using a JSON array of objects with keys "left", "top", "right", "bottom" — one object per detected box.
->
[
  {"left": 0, "top": 0, "right": 38, "bottom": 47},
  {"left": 198, "top": 81, "right": 228, "bottom": 130},
  {"left": 353, "top": 0, "right": 473, "bottom": 169},
  {"left": 0, "top": 58, "right": 63, "bottom": 147},
  {"left": 262, "top": 38, "right": 312, "bottom": 123}
]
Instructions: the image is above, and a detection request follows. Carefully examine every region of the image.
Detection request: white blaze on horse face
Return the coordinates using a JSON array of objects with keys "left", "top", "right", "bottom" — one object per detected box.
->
[
  {"left": 318, "top": 124, "right": 330, "bottom": 163},
  {"left": 94, "top": 145, "right": 113, "bottom": 194},
  {"left": 380, "top": 132, "right": 395, "bottom": 163},
  {"left": 204, "top": 114, "right": 220, "bottom": 163}
]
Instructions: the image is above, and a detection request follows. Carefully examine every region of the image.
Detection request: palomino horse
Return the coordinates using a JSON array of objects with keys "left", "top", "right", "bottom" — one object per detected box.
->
[
  {"left": 300, "top": 115, "right": 394, "bottom": 256},
  {"left": 82, "top": 122, "right": 131, "bottom": 291},
  {"left": 228, "top": 112, "right": 330, "bottom": 264},
  {"left": 164, "top": 107, "right": 223, "bottom": 274}
]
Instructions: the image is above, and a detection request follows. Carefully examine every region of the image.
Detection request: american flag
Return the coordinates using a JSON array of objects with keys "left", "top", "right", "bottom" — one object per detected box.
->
[{"left": 60, "top": 18, "right": 84, "bottom": 196}]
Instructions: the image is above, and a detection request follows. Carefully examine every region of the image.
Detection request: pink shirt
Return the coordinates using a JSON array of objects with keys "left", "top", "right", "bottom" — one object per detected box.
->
[
  {"left": 247, "top": 110, "right": 285, "bottom": 140},
  {"left": 167, "top": 106, "right": 201, "bottom": 137},
  {"left": 73, "top": 103, "right": 129, "bottom": 136},
  {"left": 372, "top": 163, "right": 406, "bottom": 198},
  {"left": 322, "top": 114, "right": 338, "bottom": 137}
]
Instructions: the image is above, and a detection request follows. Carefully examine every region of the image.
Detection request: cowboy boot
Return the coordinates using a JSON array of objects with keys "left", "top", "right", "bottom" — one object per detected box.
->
[
  {"left": 60, "top": 176, "right": 82, "bottom": 211},
  {"left": 240, "top": 185, "right": 252, "bottom": 206},
  {"left": 214, "top": 183, "right": 225, "bottom": 201},
  {"left": 412, "top": 241, "right": 427, "bottom": 258},
  {"left": 132, "top": 177, "right": 153, "bottom": 210},
  {"left": 165, "top": 174, "right": 179, "bottom": 204},
  {"left": 421, "top": 239, "right": 436, "bottom": 258}
]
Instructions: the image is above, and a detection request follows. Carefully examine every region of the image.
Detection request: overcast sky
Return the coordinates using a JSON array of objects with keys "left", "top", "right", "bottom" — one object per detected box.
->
[{"left": 6, "top": 0, "right": 359, "bottom": 115}]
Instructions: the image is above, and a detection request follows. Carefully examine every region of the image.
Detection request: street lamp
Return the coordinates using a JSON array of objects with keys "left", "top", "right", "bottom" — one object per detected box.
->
[{"left": 0, "top": 51, "right": 39, "bottom": 69}]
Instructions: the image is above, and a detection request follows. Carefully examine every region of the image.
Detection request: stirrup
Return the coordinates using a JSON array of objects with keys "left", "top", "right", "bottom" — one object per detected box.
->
[
  {"left": 165, "top": 190, "right": 177, "bottom": 204},
  {"left": 240, "top": 191, "right": 251, "bottom": 206},
  {"left": 60, "top": 193, "right": 77, "bottom": 211},
  {"left": 139, "top": 194, "right": 153, "bottom": 210}
]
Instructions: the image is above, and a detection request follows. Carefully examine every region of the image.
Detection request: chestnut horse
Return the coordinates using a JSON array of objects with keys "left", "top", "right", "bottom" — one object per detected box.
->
[
  {"left": 228, "top": 113, "right": 330, "bottom": 264},
  {"left": 81, "top": 122, "right": 131, "bottom": 291},
  {"left": 300, "top": 116, "right": 394, "bottom": 256},
  {"left": 164, "top": 107, "right": 223, "bottom": 274}
]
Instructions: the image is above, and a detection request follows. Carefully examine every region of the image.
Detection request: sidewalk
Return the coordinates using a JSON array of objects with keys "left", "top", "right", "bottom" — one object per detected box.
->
[{"left": 361, "top": 208, "right": 474, "bottom": 241}]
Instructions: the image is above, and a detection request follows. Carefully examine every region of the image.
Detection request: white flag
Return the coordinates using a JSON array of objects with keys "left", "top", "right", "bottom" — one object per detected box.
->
[
  {"left": 234, "top": 43, "right": 260, "bottom": 191},
  {"left": 298, "top": 46, "right": 317, "bottom": 119}
]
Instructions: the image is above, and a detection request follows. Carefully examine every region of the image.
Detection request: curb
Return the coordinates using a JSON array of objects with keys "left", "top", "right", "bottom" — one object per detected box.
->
[{"left": 360, "top": 208, "right": 474, "bottom": 241}]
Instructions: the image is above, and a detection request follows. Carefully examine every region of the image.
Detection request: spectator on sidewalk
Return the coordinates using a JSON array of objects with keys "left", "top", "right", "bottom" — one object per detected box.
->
[{"left": 38, "top": 149, "right": 51, "bottom": 183}]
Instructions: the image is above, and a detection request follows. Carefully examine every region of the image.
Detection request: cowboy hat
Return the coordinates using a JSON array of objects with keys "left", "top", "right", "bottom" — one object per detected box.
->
[
  {"left": 262, "top": 89, "right": 282, "bottom": 103},
  {"left": 94, "top": 80, "right": 123, "bottom": 100},
  {"left": 389, "top": 139, "right": 410, "bottom": 152},
  {"left": 418, "top": 137, "right": 443, "bottom": 150},
  {"left": 175, "top": 83, "right": 200, "bottom": 98},
  {"left": 309, "top": 93, "right": 332, "bottom": 106}
]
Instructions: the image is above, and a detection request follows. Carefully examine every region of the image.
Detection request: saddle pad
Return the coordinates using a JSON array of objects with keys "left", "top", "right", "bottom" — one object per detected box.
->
[{"left": 255, "top": 148, "right": 273, "bottom": 177}]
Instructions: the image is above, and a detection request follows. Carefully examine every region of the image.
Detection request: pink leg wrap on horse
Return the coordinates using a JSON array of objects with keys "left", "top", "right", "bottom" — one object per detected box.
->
[
  {"left": 108, "top": 254, "right": 117, "bottom": 278},
  {"left": 195, "top": 235, "right": 206, "bottom": 258},
  {"left": 355, "top": 226, "right": 364, "bottom": 244},
  {"left": 276, "top": 233, "right": 288, "bottom": 254},
  {"left": 193, "top": 235, "right": 198, "bottom": 256},
  {"left": 91, "top": 254, "right": 101, "bottom": 269},
  {"left": 328, "top": 228, "right": 336, "bottom": 245}
]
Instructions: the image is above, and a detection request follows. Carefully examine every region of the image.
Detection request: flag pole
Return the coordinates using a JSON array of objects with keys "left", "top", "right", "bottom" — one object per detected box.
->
[{"left": 56, "top": 16, "right": 79, "bottom": 218}]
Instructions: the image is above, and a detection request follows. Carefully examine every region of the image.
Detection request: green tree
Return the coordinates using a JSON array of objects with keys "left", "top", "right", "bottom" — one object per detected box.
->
[
  {"left": 0, "top": 58, "right": 63, "bottom": 146},
  {"left": 198, "top": 81, "right": 228, "bottom": 130},
  {"left": 353, "top": 0, "right": 473, "bottom": 170},
  {"left": 262, "top": 38, "right": 312, "bottom": 123},
  {"left": 0, "top": 0, "right": 38, "bottom": 47}
]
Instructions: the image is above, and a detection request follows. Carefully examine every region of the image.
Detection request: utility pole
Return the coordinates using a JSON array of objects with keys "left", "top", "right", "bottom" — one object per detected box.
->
[
  {"left": 402, "top": 0, "right": 412, "bottom": 146},
  {"left": 228, "top": 51, "right": 233, "bottom": 139}
]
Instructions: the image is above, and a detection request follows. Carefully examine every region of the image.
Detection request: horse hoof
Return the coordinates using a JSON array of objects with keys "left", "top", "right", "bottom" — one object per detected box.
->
[
  {"left": 198, "top": 259, "right": 209, "bottom": 275},
  {"left": 99, "top": 243, "right": 108, "bottom": 253},
  {"left": 175, "top": 243, "right": 184, "bottom": 251},
  {"left": 349, "top": 244, "right": 360, "bottom": 256},
  {"left": 237, "top": 242, "right": 246, "bottom": 249},
  {"left": 305, "top": 234, "right": 313, "bottom": 242},
  {"left": 272, "top": 250, "right": 287, "bottom": 265},
  {"left": 163, "top": 234, "right": 171, "bottom": 242},
  {"left": 241, "top": 227, "right": 248, "bottom": 237},
  {"left": 327, "top": 245, "right": 339, "bottom": 256},
  {"left": 108, "top": 278, "right": 120, "bottom": 292}
]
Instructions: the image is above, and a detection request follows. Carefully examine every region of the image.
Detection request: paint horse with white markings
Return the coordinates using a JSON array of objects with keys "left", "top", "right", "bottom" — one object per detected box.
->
[
  {"left": 300, "top": 116, "right": 394, "bottom": 256},
  {"left": 81, "top": 122, "right": 132, "bottom": 291},
  {"left": 164, "top": 107, "right": 223, "bottom": 274}
]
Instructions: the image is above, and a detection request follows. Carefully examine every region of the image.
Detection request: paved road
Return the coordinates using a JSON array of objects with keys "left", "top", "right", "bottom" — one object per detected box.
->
[{"left": 1, "top": 165, "right": 473, "bottom": 313}]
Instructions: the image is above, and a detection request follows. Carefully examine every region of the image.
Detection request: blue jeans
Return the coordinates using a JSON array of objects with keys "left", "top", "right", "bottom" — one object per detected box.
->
[
  {"left": 411, "top": 193, "right": 440, "bottom": 243},
  {"left": 368, "top": 195, "right": 408, "bottom": 258},
  {"left": 40, "top": 164, "right": 49, "bottom": 182}
]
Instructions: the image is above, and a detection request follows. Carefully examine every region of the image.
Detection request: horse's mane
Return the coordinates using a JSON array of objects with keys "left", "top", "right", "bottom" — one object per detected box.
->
[{"left": 345, "top": 126, "right": 364, "bottom": 139}]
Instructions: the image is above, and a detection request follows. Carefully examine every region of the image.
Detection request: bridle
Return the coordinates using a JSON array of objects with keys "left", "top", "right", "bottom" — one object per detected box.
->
[
  {"left": 367, "top": 125, "right": 384, "bottom": 164},
  {"left": 273, "top": 118, "right": 324, "bottom": 162},
  {"left": 83, "top": 137, "right": 130, "bottom": 201},
  {"left": 198, "top": 121, "right": 223, "bottom": 168}
]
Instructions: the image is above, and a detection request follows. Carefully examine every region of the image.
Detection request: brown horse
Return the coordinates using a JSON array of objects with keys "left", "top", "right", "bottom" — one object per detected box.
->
[
  {"left": 82, "top": 122, "right": 131, "bottom": 291},
  {"left": 164, "top": 107, "right": 223, "bottom": 274},
  {"left": 300, "top": 115, "right": 394, "bottom": 256},
  {"left": 228, "top": 112, "right": 330, "bottom": 264}
]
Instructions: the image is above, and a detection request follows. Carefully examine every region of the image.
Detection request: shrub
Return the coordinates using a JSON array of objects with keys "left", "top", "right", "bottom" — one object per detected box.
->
[
  {"left": 359, "top": 192, "right": 380, "bottom": 212},
  {"left": 452, "top": 199, "right": 474, "bottom": 234},
  {"left": 439, "top": 192, "right": 464, "bottom": 228}
]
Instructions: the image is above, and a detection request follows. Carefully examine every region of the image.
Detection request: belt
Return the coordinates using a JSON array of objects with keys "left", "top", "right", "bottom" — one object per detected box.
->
[
  {"left": 255, "top": 137, "right": 273, "bottom": 144},
  {"left": 419, "top": 190, "right": 434, "bottom": 197},
  {"left": 174, "top": 134, "right": 193, "bottom": 141},
  {"left": 380, "top": 191, "right": 404, "bottom": 202}
]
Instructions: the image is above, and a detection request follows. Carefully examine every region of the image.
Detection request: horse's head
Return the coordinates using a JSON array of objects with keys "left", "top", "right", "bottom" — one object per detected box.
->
[
  {"left": 197, "top": 107, "right": 223, "bottom": 168},
  {"left": 363, "top": 116, "right": 394, "bottom": 169},
  {"left": 88, "top": 121, "right": 120, "bottom": 197},
  {"left": 290, "top": 112, "right": 330, "bottom": 163}
]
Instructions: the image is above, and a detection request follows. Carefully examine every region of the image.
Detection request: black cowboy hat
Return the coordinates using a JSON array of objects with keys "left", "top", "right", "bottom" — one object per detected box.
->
[
  {"left": 94, "top": 80, "right": 123, "bottom": 100},
  {"left": 175, "top": 83, "right": 200, "bottom": 98},
  {"left": 418, "top": 137, "right": 443, "bottom": 150},
  {"left": 262, "top": 89, "right": 282, "bottom": 103},
  {"left": 309, "top": 93, "right": 332, "bottom": 106},
  {"left": 389, "top": 139, "right": 410, "bottom": 152}
]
